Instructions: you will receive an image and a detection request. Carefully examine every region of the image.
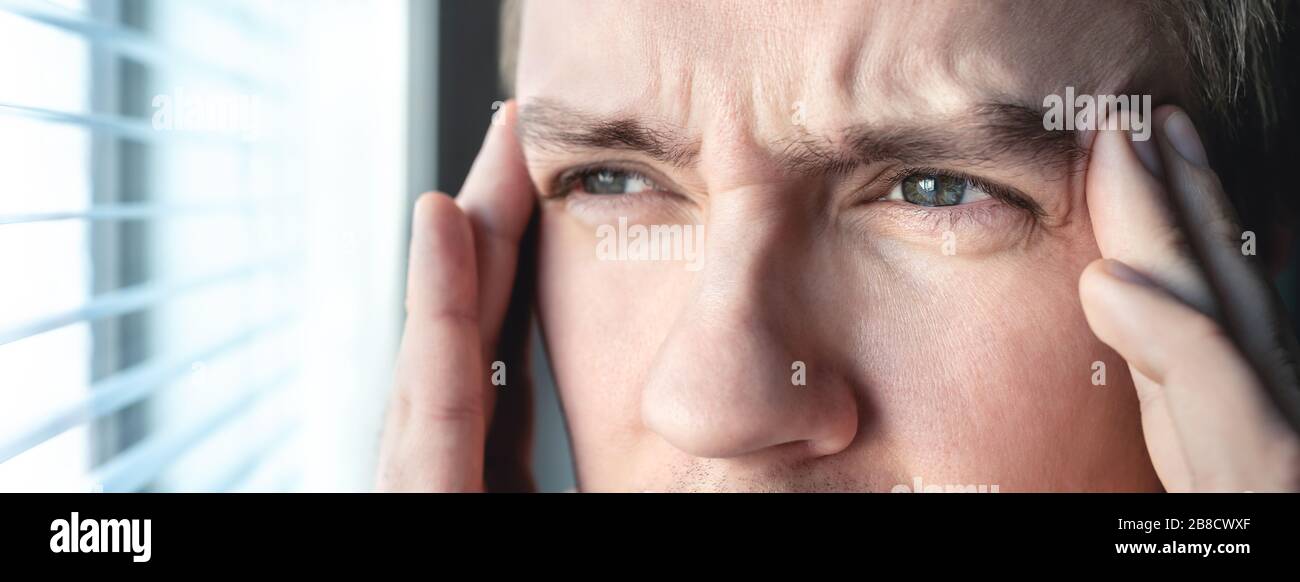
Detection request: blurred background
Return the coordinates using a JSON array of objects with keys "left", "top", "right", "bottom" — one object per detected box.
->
[{"left": 0, "top": 0, "right": 574, "bottom": 492}]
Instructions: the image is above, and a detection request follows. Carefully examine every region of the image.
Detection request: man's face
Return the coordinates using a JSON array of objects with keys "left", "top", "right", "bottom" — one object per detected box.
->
[{"left": 516, "top": 0, "right": 1165, "bottom": 491}]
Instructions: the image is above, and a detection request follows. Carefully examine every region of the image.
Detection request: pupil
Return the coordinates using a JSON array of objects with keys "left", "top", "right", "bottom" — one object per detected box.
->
[
  {"left": 902, "top": 174, "right": 965, "bottom": 206},
  {"left": 585, "top": 170, "right": 626, "bottom": 194}
]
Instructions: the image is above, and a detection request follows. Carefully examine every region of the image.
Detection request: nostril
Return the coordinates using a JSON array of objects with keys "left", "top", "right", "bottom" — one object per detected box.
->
[{"left": 805, "top": 413, "right": 859, "bottom": 457}]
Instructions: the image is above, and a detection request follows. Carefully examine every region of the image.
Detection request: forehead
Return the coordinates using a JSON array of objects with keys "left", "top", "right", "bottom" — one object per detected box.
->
[{"left": 515, "top": 0, "right": 1157, "bottom": 129}]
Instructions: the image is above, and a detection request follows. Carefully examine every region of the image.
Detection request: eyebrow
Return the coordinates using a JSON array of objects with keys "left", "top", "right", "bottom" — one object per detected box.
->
[
  {"left": 517, "top": 98, "right": 1084, "bottom": 177},
  {"left": 518, "top": 99, "right": 702, "bottom": 167}
]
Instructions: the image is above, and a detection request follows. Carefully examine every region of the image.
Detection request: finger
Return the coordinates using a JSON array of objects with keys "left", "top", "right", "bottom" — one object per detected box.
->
[
  {"left": 1154, "top": 106, "right": 1300, "bottom": 433},
  {"left": 1080, "top": 259, "right": 1231, "bottom": 386},
  {"left": 382, "top": 192, "right": 486, "bottom": 492},
  {"left": 1080, "top": 259, "right": 1300, "bottom": 491},
  {"left": 455, "top": 100, "right": 537, "bottom": 355},
  {"left": 1085, "top": 111, "right": 1216, "bottom": 316},
  {"left": 483, "top": 212, "right": 539, "bottom": 492}
]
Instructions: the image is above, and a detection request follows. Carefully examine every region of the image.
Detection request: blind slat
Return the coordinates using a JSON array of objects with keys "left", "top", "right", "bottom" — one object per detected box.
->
[
  {"left": 0, "top": 101, "right": 256, "bottom": 145},
  {"left": 0, "top": 0, "right": 273, "bottom": 91},
  {"left": 0, "top": 200, "right": 302, "bottom": 224},
  {"left": 0, "top": 102, "right": 155, "bottom": 141},
  {"left": 90, "top": 368, "right": 297, "bottom": 492},
  {"left": 0, "top": 256, "right": 296, "bottom": 347},
  {"left": 0, "top": 316, "right": 294, "bottom": 463},
  {"left": 0, "top": 200, "right": 286, "bottom": 225},
  {"left": 212, "top": 417, "right": 299, "bottom": 492}
]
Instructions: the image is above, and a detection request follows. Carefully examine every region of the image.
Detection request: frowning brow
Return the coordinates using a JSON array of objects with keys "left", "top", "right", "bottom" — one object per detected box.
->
[
  {"left": 518, "top": 99, "right": 702, "bottom": 166},
  {"left": 517, "top": 99, "right": 1084, "bottom": 175},
  {"left": 816, "top": 103, "right": 1084, "bottom": 174}
]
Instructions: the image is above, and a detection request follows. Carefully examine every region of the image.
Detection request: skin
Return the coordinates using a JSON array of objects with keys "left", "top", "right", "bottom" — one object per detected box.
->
[{"left": 376, "top": 1, "right": 1300, "bottom": 492}]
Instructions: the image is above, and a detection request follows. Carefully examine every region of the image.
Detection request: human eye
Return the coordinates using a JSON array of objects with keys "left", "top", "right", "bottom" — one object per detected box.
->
[
  {"left": 543, "top": 163, "right": 690, "bottom": 221},
  {"left": 878, "top": 167, "right": 1045, "bottom": 220},
  {"left": 563, "top": 166, "right": 665, "bottom": 196},
  {"left": 884, "top": 170, "right": 991, "bottom": 207}
]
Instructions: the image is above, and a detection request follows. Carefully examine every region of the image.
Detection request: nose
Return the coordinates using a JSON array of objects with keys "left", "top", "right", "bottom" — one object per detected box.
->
[{"left": 640, "top": 186, "right": 860, "bottom": 459}]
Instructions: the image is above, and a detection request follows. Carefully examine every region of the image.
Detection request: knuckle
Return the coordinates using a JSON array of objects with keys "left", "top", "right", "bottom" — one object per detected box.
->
[
  {"left": 1191, "top": 164, "right": 1225, "bottom": 192},
  {"left": 393, "top": 383, "right": 484, "bottom": 427},
  {"left": 1204, "top": 213, "right": 1240, "bottom": 244},
  {"left": 418, "top": 400, "right": 485, "bottom": 426},
  {"left": 1149, "top": 222, "right": 1193, "bottom": 261},
  {"left": 424, "top": 306, "right": 480, "bottom": 329}
]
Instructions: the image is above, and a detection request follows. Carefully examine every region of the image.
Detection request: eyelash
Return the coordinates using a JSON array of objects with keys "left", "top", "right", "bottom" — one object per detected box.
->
[
  {"left": 548, "top": 163, "right": 1042, "bottom": 218},
  {"left": 551, "top": 164, "right": 664, "bottom": 197},
  {"left": 879, "top": 167, "right": 1043, "bottom": 216}
]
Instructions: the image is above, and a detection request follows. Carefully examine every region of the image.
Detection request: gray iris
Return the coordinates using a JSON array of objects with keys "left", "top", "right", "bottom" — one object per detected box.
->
[
  {"left": 901, "top": 174, "right": 966, "bottom": 206},
  {"left": 584, "top": 170, "right": 626, "bottom": 195}
]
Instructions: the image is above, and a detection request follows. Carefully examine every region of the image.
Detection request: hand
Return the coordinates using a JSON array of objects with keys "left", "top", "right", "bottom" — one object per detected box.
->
[
  {"left": 1080, "top": 105, "right": 1300, "bottom": 492},
  {"left": 376, "top": 101, "right": 537, "bottom": 492}
]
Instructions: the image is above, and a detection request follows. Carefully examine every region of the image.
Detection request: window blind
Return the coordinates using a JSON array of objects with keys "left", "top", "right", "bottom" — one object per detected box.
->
[{"left": 0, "top": 0, "right": 307, "bottom": 492}]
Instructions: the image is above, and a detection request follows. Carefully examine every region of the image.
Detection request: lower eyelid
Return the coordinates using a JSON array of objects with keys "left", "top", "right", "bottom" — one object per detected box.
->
[
  {"left": 558, "top": 189, "right": 682, "bottom": 218},
  {"left": 879, "top": 198, "right": 1005, "bottom": 224},
  {"left": 851, "top": 198, "right": 1037, "bottom": 252}
]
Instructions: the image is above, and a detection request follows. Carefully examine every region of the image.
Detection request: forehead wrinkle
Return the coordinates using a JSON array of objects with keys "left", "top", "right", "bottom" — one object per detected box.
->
[{"left": 836, "top": 0, "right": 1161, "bottom": 122}]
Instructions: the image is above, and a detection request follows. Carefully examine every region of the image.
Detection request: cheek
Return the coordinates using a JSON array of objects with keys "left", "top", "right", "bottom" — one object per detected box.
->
[
  {"left": 535, "top": 196, "right": 1156, "bottom": 490},
  {"left": 535, "top": 209, "right": 691, "bottom": 471},
  {"left": 839, "top": 225, "right": 1152, "bottom": 489}
]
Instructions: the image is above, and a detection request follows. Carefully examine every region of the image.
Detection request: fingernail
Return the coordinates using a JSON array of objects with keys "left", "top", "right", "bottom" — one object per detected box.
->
[
  {"left": 1163, "top": 109, "right": 1208, "bottom": 167},
  {"left": 1101, "top": 259, "right": 1155, "bottom": 287},
  {"left": 1130, "top": 137, "right": 1164, "bottom": 179},
  {"left": 490, "top": 99, "right": 514, "bottom": 129},
  {"left": 470, "top": 103, "right": 514, "bottom": 166}
]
